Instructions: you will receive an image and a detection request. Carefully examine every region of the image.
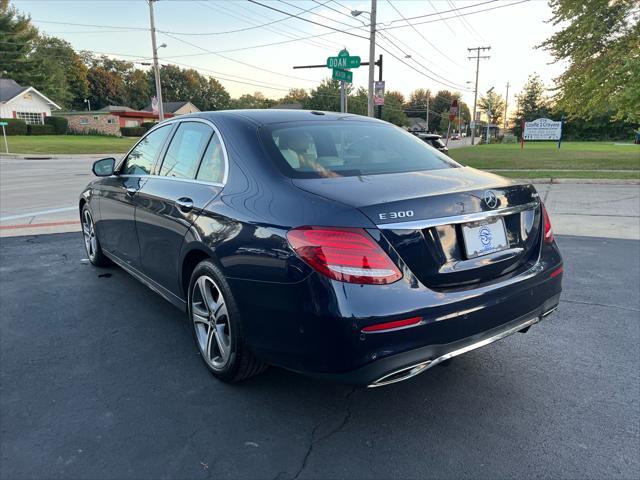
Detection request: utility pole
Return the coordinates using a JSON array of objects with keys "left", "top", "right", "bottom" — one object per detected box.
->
[
  {"left": 367, "top": 0, "right": 377, "bottom": 117},
  {"left": 503, "top": 81, "right": 510, "bottom": 130},
  {"left": 467, "top": 46, "right": 491, "bottom": 145},
  {"left": 426, "top": 96, "right": 429, "bottom": 131},
  {"left": 148, "top": 0, "right": 164, "bottom": 121}
]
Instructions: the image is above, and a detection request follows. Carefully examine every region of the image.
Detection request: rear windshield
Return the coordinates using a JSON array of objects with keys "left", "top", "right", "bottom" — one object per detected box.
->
[{"left": 260, "top": 121, "right": 459, "bottom": 178}]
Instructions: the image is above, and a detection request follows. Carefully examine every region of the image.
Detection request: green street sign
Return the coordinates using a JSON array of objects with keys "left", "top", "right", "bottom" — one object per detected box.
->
[
  {"left": 326, "top": 49, "right": 361, "bottom": 69},
  {"left": 0, "top": 122, "right": 8, "bottom": 126},
  {"left": 332, "top": 68, "right": 353, "bottom": 83}
]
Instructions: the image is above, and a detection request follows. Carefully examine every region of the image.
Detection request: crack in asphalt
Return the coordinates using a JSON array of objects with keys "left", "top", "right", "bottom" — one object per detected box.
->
[
  {"left": 291, "top": 387, "right": 357, "bottom": 480},
  {"left": 562, "top": 298, "right": 640, "bottom": 313}
]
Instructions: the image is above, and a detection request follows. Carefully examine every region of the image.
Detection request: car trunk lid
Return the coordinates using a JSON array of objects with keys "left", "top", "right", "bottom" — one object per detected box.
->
[{"left": 292, "top": 167, "right": 542, "bottom": 288}]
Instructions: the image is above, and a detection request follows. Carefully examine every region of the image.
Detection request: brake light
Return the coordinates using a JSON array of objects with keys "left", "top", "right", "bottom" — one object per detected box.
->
[
  {"left": 287, "top": 227, "right": 403, "bottom": 284},
  {"left": 542, "top": 203, "right": 554, "bottom": 244},
  {"left": 362, "top": 316, "right": 423, "bottom": 333}
]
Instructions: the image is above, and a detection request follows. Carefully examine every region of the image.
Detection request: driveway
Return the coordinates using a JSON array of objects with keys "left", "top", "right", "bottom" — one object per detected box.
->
[{"left": 1, "top": 233, "right": 638, "bottom": 479}]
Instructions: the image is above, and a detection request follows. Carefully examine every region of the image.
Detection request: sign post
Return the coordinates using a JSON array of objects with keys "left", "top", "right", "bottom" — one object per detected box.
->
[
  {"left": 0, "top": 122, "right": 8, "bottom": 154},
  {"left": 557, "top": 115, "right": 565, "bottom": 149}
]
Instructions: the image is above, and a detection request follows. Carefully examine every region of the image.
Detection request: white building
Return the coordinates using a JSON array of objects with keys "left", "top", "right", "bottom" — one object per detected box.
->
[{"left": 0, "top": 79, "right": 61, "bottom": 124}]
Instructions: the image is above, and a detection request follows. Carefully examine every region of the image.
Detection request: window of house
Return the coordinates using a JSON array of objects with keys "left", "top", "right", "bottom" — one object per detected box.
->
[
  {"left": 106, "top": 118, "right": 116, "bottom": 124},
  {"left": 93, "top": 116, "right": 99, "bottom": 121},
  {"left": 159, "top": 122, "right": 212, "bottom": 179},
  {"left": 16, "top": 112, "right": 43, "bottom": 125},
  {"left": 79, "top": 118, "right": 89, "bottom": 125}
]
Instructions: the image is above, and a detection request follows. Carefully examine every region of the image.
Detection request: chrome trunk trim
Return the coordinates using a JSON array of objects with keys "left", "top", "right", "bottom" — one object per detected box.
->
[
  {"left": 376, "top": 201, "right": 540, "bottom": 230},
  {"left": 368, "top": 314, "right": 542, "bottom": 388}
]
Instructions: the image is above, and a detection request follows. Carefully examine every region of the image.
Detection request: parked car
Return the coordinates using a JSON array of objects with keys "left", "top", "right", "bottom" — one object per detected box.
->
[
  {"left": 450, "top": 133, "right": 461, "bottom": 141},
  {"left": 80, "top": 110, "right": 563, "bottom": 387},
  {"left": 416, "top": 133, "right": 449, "bottom": 154}
]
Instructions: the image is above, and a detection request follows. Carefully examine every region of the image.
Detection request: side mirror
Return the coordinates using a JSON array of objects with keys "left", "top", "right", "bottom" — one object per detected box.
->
[{"left": 92, "top": 157, "right": 115, "bottom": 177}]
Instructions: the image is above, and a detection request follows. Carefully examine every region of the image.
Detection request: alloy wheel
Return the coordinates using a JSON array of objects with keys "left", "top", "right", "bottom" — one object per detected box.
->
[
  {"left": 191, "top": 275, "right": 232, "bottom": 370},
  {"left": 82, "top": 209, "right": 97, "bottom": 262}
]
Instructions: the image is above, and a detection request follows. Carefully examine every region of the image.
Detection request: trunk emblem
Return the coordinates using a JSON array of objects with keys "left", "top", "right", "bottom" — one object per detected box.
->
[{"left": 483, "top": 190, "right": 499, "bottom": 209}]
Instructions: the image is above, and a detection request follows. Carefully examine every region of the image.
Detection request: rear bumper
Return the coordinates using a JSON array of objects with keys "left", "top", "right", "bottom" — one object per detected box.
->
[
  {"left": 228, "top": 242, "right": 563, "bottom": 384},
  {"left": 315, "top": 295, "right": 559, "bottom": 387}
]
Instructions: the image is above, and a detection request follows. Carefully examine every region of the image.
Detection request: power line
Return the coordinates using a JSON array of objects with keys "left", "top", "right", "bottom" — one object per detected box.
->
[{"left": 446, "top": 0, "right": 486, "bottom": 42}]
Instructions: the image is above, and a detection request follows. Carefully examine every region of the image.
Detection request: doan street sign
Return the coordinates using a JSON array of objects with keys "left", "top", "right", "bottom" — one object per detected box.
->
[{"left": 326, "top": 49, "right": 361, "bottom": 69}]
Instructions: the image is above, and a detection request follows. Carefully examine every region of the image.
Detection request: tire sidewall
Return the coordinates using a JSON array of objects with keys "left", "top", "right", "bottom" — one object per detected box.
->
[{"left": 187, "top": 260, "right": 242, "bottom": 380}]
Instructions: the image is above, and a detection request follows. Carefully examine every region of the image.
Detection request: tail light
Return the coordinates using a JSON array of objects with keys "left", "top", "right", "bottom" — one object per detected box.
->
[
  {"left": 542, "top": 203, "right": 554, "bottom": 244},
  {"left": 287, "top": 226, "right": 403, "bottom": 285}
]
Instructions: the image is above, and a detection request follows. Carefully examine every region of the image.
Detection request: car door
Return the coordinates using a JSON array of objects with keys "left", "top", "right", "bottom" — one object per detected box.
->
[
  {"left": 97, "top": 124, "right": 173, "bottom": 268},
  {"left": 135, "top": 119, "right": 227, "bottom": 296}
]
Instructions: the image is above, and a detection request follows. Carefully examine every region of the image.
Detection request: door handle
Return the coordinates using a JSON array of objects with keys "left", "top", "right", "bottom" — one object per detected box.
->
[
  {"left": 126, "top": 187, "right": 138, "bottom": 197},
  {"left": 176, "top": 197, "right": 194, "bottom": 213}
]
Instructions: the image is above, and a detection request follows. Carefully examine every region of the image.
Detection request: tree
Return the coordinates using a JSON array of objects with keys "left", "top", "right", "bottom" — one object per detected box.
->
[
  {"left": 0, "top": 0, "right": 38, "bottom": 83},
  {"left": 541, "top": 0, "right": 639, "bottom": 123},
  {"left": 278, "top": 88, "right": 309, "bottom": 106},
  {"left": 477, "top": 91, "right": 505, "bottom": 125},
  {"left": 86, "top": 66, "right": 125, "bottom": 109},
  {"left": 27, "top": 36, "right": 88, "bottom": 109},
  {"left": 348, "top": 87, "right": 368, "bottom": 116},
  {"left": 124, "top": 68, "right": 151, "bottom": 110},
  {"left": 306, "top": 78, "right": 344, "bottom": 112},
  {"left": 381, "top": 91, "right": 408, "bottom": 127},
  {"left": 230, "top": 92, "right": 274, "bottom": 109},
  {"left": 512, "top": 74, "right": 552, "bottom": 136},
  {"left": 406, "top": 88, "right": 431, "bottom": 120},
  {"left": 155, "top": 64, "right": 230, "bottom": 111}
]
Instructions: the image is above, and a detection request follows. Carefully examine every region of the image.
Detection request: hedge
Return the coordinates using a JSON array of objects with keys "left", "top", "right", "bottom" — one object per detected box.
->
[
  {"left": 44, "top": 116, "right": 68, "bottom": 134},
  {"left": 120, "top": 126, "right": 146, "bottom": 137},
  {"left": 0, "top": 118, "right": 27, "bottom": 135},
  {"left": 27, "top": 124, "right": 56, "bottom": 135},
  {"left": 141, "top": 121, "right": 157, "bottom": 131}
]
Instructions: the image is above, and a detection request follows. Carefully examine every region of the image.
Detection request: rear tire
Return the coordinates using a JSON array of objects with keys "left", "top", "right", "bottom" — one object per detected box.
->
[
  {"left": 81, "top": 205, "right": 110, "bottom": 267},
  {"left": 188, "top": 259, "right": 267, "bottom": 382}
]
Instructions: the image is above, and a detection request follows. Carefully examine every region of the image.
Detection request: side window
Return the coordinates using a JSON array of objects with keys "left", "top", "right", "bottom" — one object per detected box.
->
[
  {"left": 122, "top": 125, "right": 170, "bottom": 175},
  {"left": 196, "top": 133, "right": 226, "bottom": 184},
  {"left": 159, "top": 122, "right": 212, "bottom": 179}
]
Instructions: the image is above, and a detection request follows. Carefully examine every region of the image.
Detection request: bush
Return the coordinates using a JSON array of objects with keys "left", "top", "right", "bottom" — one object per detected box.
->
[
  {"left": 141, "top": 121, "right": 157, "bottom": 131},
  {"left": 27, "top": 124, "right": 55, "bottom": 135},
  {"left": 44, "top": 116, "right": 68, "bottom": 134},
  {"left": 120, "top": 126, "right": 146, "bottom": 137},
  {"left": 502, "top": 134, "right": 517, "bottom": 144},
  {"left": 0, "top": 118, "right": 27, "bottom": 135}
]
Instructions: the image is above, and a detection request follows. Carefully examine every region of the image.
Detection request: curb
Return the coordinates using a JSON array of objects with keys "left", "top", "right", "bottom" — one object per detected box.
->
[{"left": 513, "top": 178, "right": 640, "bottom": 185}]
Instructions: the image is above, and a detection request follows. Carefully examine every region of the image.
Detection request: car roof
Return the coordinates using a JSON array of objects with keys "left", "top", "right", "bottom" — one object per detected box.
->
[{"left": 170, "top": 109, "right": 383, "bottom": 127}]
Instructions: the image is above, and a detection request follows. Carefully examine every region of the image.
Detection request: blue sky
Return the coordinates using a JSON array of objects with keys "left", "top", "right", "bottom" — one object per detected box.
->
[{"left": 14, "top": 0, "right": 564, "bottom": 108}]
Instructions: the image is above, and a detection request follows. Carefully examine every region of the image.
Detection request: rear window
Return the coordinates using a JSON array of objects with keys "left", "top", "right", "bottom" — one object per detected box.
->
[{"left": 260, "top": 121, "right": 459, "bottom": 178}]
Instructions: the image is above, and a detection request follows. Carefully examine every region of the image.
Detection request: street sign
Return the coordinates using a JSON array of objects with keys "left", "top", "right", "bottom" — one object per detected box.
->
[
  {"left": 326, "top": 49, "right": 361, "bottom": 69},
  {"left": 332, "top": 68, "right": 353, "bottom": 83},
  {"left": 0, "top": 122, "right": 8, "bottom": 126},
  {"left": 523, "top": 118, "right": 562, "bottom": 140},
  {"left": 449, "top": 99, "right": 458, "bottom": 121},
  {"left": 374, "top": 81, "right": 385, "bottom": 105}
]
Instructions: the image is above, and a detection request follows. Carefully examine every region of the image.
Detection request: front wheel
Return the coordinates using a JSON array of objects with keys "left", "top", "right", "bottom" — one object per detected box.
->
[
  {"left": 188, "top": 260, "right": 267, "bottom": 382},
  {"left": 81, "top": 205, "right": 110, "bottom": 267}
]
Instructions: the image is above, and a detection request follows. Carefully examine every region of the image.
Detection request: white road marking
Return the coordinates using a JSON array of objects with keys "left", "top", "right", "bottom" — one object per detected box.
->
[{"left": 0, "top": 206, "right": 77, "bottom": 222}]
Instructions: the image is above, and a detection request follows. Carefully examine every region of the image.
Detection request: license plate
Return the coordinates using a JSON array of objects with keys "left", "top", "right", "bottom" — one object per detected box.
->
[{"left": 462, "top": 218, "right": 509, "bottom": 258}]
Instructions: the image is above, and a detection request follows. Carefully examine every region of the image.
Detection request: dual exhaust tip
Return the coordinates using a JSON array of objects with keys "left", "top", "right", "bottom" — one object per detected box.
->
[{"left": 368, "top": 307, "right": 558, "bottom": 388}]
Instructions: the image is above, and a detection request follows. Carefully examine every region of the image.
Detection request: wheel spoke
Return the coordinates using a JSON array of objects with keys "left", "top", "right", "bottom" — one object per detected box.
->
[
  {"left": 205, "top": 325, "right": 216, "bottom": 362},
  {"left": 213, "top": 323, "right": 230, "bottom": 362},
  {"left": 192, "top": 311, "right": 209, "bottom": 326},
  {"left": 196, "top": 277, "right": 212, "bottom": 314}
]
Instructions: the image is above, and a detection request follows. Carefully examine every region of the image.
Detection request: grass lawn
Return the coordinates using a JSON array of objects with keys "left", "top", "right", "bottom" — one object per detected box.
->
[
  {"left": 494, "top": 170, "right": 640, "bottom": 180},
  {"left": 449, "top": 142, "right": 640, "bottom": 171},
  {"left": 4, "top": 135, "right": 139, "bottom": 154}
]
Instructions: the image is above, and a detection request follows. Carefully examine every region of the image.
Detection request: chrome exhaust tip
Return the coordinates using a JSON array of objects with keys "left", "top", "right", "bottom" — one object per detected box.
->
[
  {"left": 368, "top": 360, "right": 432, "bottom": 388},
  {"left": 542, "top": 305, "right": 558, "bottom": 318}
]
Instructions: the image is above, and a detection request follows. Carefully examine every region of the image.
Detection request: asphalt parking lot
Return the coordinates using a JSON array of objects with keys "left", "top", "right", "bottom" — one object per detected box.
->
[{"left": 1, "top": 233, "right": 638, "bottom": 479}]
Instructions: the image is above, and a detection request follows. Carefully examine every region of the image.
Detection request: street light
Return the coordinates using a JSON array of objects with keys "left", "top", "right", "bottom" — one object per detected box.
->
[{"left": 351, "top": 2, "right": 377, "bottom": 117}]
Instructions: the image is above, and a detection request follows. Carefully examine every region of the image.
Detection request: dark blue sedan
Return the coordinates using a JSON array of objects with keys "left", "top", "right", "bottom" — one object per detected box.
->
[{"left": 80, "top": 110, "right": 563, "bottom": 387}]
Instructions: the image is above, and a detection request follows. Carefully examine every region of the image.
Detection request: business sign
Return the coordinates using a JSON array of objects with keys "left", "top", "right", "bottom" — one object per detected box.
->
[
  {"left": 326, "top": 49, "right": 361, "bottom": 69},
  {"left": 523, "top": 118, "right": 562, "bottom": 140},
  {"left": 374, "top": 81, "right": 385, "bottom": 105},
  {"left": 449, "top": 99, "right": 458, "bottom": 121},
  {"left": 332, "top": 68, "right": 353, "bottom": 83}
]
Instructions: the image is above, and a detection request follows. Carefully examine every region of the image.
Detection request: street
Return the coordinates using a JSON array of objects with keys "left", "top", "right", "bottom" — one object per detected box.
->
[
  {"left": 1, "top": 155, "right": 639, "bottom": 239},
  {"left": 0, "top": 233, "right": 638, "bottom": 479}
]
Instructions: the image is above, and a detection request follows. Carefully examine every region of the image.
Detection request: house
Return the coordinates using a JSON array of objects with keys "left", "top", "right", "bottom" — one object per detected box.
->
[
  {"left": 143, "top": 101, "right": 200, "bottom": 115},
  {"left": 0, "top": 78, "right": 61, "bottom": 124},
  {"left": 56, "top": 105, "right": 178, "bottom": 136}
]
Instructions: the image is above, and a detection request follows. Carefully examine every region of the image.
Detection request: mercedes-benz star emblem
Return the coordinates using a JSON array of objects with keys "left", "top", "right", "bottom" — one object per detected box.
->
[{"left": 483, "top": 190, "right": 499, "bottom": 209}]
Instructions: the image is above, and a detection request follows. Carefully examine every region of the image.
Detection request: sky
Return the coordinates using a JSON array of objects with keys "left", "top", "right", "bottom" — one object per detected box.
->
[{"left": 13, "top": 0, "right": 566, "bottom": 112}]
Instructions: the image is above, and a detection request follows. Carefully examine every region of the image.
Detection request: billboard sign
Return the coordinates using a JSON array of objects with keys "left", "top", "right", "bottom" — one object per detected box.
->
[{"left": 523, "top": 118, "right": 562, "bottom": 140}]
